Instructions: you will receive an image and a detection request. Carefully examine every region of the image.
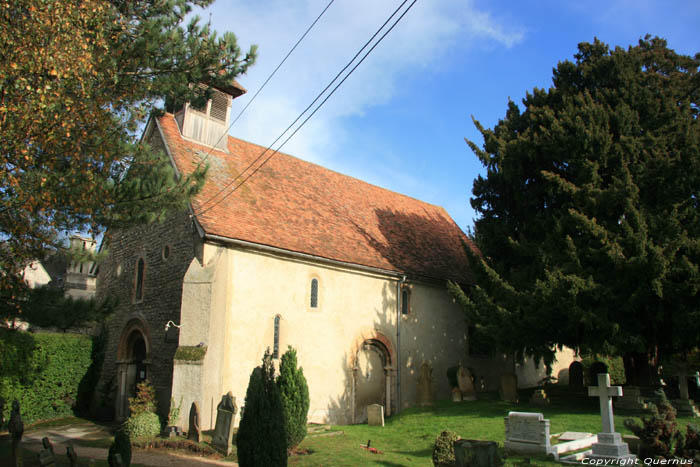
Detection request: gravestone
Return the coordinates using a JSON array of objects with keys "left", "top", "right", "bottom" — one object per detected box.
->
[
  {"left": 110, "top": 453, "right": 123, "bottom": 467},
  {"left": 530, "top": 389, "right": 549, "bottom": 405},
  {"left": 37, "top": 446, "right": 56, "bottom": 466},
  {"left": 586, "top": 373, "right": 635, "bottom": 462},
  {"left": 451, "top": 387, "right": 462, "bottom": 402},
  {"left": 367, "top": 404, "right": 384, "bottom": 427},
  {"left": 616, "top": 386, "right": 648, "bottom": 411},
  {"left": 457, "top": 366, "right": 477, "bottom": 401},
  {"left": 588, "top": 361, "right": 608, "bottom": 385},
  {"left": 42, "top": 437, "right": 55, "bottom": 455},
  {"left": 416, "top": 362, "right": 435, "bottom": 407},
  {"left": 673, "top": 373, "right": 700, "bottom": 417},
  {"left": 212, "top": 392, "right": 237, "bottom": 455},
  {"left": 569, "top": 361, "right": 584, "bottom": 391},
  {"left": 454, "top": 439, "right": 500, "bottom": 467},
  {"left": 504, "top": 412, "right": 556, "bottom": 457},
  {"left": 8, "top": 400, "right": 24, "bottom": 466},
  {"left": 67, "top": 445, "right": 78, "bottom": 467},
  {"left": 499, "top": 373, "right": 518, "bottom": 403},
  {"left": 188, "top": 401, "right": 202, "bottom": 442}
]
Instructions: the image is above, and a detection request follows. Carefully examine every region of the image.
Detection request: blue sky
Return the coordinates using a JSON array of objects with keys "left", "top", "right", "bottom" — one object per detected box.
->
[{"left": 195, "top": 0, "right": 700, "bottom": 231}]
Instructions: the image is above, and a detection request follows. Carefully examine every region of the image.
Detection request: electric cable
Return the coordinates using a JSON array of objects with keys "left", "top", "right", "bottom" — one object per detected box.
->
[
  {"left": 195, "top": 0, "right": 417, "bottom": 215},
  {"left": 196, "top": 0, "right": 419, "bottom": 217}
]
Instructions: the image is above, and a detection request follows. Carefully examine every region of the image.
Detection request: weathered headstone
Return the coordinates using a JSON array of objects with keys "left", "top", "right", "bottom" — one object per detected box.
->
[
  {"left": 451, "top": 387, "right": 462, "bottom": 402},
  {"left": 67, "top": 445, "right": 78, "bottom": 467},
  {"left": 616, "top": 385, "right": 648, "bottom": 411},
  {"left": 416, "top": 362, "right": 435, "bottom": 407},
  {"left": 504, "top": 411, "right": 556, "bottom": 457},
  {"left": 8, "top": 399, "right": 24, "bottom": 466},
  {"left": 37, "top": 446, "right": 56, "bottom": 466},
  {"left": 673, "top": 373, "right": 700, "bottom": 417},
  {"left": 454, "top": 439, "right": 500, "bottom": 467},
  {"left": 457, "top": 366, "right": 477, "bottom": 401},
  {"left": 586, "top": 373, "right": 635, "bottom": 462},
  {"left": 212, "top": 392, "right": 237, "bottom": 455},
  {"left": 188, "top": 401, "right": 202, "bottom": 442},
  {"left": 569, "top": 361, "right": 584, "bottom": 391},
  {"left": 367, "top": 404, "right": 384, "bottom": 427},
  {"left": 499, "top": 373, "right": 518, "bottom": 403},
  {"left": 588, "top": 361, "right": 608, "bottom": 385},
  {"left": 110, "top": 453, "right": 123, "bottom": 467},
  {"left": 42, "top": 437, "right": 55, "bottom": 455},
  {"left": 530, "top": 389, "right": 549, "bottom": 405}
]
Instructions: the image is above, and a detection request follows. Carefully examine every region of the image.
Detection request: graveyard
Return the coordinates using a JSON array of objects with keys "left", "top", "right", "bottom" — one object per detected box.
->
[{"left": 3, "top": 378, "right": 699, "bottom": 466}]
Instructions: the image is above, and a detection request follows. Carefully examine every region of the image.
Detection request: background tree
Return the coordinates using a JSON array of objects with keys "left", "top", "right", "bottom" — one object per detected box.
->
[
  {"left": 236, "top": 349, "right": 287, "bottom": 467},
  {"left": 277, "top": 346, "right": 310, "bottom": 452},
  {"left": 450, "top": 36, "right": 700, "bottom": 385},
  {"left": 0, "top": 0, "right": 256, "bottom": 316}
]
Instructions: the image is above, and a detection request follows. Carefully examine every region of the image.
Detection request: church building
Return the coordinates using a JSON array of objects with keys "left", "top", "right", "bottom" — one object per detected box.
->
[{"left": 95, "top": 81, "right": 566, "bottom": 429}]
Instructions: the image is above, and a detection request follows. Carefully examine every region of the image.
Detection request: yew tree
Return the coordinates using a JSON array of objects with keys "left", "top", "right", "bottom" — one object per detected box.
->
[
  {"left": 450, "top": 37, "right": 700, "bottom": 384},
  {"left": 0, "top": 0, "right": 256, "bottom": 313}
]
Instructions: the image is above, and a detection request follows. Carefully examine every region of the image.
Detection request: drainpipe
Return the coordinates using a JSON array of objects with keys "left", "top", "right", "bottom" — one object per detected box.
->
[{"left": 396, "top": 275, "right": 407, "bottom": 414}]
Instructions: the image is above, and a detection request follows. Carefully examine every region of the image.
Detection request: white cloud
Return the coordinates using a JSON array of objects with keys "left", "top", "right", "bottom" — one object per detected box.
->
[{"left": 196, "top": 0, "right": 523, "bottom": 219}]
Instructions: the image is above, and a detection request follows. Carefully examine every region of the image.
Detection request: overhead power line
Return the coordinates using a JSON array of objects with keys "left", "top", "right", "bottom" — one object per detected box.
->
[
  {"left": 197, "top": 0, "right": 336, "bottom": 166},
  {"left": 195, "top": 0, "right": 419, "bottom": 216}
]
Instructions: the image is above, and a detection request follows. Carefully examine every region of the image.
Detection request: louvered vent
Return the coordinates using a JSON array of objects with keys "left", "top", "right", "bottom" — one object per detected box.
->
[
  {"left": 210, "top": 90, "right": 229, "bottom": 122},
  {"left": 180, "top": 83, "right": 237, "bottom": 152}
]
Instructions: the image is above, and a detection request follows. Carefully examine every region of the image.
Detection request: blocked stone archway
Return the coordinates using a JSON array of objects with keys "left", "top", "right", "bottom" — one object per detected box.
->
[
  {"left": 350, "top": 331, "right": 395, "bottom": 424},
  {"left": 115, "top": 317, "right": 152, "bottom": 421}
]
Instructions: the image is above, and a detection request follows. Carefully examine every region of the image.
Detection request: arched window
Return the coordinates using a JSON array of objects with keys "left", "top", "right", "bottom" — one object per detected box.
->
[
  {"left": 310, "top": 278, "right": 319, "bottom": 308},
  {"left": 273, "top": 315, "right": 281, "bottom": 359},
  {"left": 134, "top": 257, "right": 145, "bottom": 302},
  {"left": 401, "top": 287, "right": 410, "bottom": 315}
]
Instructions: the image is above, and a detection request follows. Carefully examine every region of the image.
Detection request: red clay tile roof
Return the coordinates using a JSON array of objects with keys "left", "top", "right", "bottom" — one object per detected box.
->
[{"left": 157, "top": 114, "right": 476, "bottom": 283}]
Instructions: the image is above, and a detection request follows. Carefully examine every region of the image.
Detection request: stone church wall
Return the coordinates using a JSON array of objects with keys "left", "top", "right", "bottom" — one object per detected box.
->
[
  {"left": 172, "top": 242, "right": 472, "bottom": 427},
  {"left": 95, "top": 208, "right": 197, "bottom": 420}
]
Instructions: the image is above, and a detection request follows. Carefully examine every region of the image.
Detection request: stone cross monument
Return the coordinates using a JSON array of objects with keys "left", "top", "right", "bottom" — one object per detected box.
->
[{"left": 587, "top": 373, "right": 635, "bottom": 461}]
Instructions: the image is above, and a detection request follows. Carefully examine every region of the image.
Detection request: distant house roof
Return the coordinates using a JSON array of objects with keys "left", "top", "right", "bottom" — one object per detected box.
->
[{"left": 157, "top": 114, "right": 476, "bottom": 283}]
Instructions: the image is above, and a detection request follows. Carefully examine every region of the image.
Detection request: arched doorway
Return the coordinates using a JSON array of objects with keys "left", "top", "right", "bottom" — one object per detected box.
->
[
  {"left": 353, "top": 337, "right": 393, "bottom": 424},
  {"left": 116, "top": 318, "right": 151, "bottom": 421}
]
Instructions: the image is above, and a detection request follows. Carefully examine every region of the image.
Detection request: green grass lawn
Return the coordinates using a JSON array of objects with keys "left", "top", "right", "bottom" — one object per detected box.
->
[
  {"left": 2, "top": 391, "right": 697, "bottom": 466},
  {"left": 289, "top": 390, "right": 698, "bottom": 466}
]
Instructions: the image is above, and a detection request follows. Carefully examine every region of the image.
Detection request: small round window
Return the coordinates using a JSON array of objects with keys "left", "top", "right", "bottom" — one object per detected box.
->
[{"left": 162, "top": 244, "right": 171, "bottom": 260}]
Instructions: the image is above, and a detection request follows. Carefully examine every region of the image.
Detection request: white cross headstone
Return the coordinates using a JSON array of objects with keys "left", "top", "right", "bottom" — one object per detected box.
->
[
  {"left": 586, "top": 373, "right": 635, "bottom": 461},
  {"left": 588, "top": 373, "right": 622, "bottom": 433}
]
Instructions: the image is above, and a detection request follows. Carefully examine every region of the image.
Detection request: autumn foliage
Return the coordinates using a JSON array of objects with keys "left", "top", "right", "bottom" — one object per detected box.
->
[{"left": 0, "top": 0, "right": 256, "bottom": 315}]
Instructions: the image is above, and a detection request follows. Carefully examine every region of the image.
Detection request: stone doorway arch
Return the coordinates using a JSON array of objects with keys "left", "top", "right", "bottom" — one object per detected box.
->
[
  {"left": 351, "top": 332, "right": 394, "bottom": 424},
  {"left": 115, "top": 317, "right": 151, "bottom": 421}
]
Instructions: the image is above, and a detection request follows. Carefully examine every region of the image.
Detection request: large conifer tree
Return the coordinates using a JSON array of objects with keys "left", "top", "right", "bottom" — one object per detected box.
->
[
  {"left": 450, "top": 37, "right": 700, "bottom": 384},
  {"left": 0, "top": 0, "right": 256, "bottom": 315}
]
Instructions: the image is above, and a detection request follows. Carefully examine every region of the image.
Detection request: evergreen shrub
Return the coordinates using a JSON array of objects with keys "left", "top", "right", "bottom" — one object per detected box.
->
[
  {"left": 432, "top": 429, "right": 460, "bottom": 466},
  {"left": 624, "top": 390, "right": 681, "bottom": 459},
  {"left": 123, "top": 380, "right": 160, "bottom": 438},
  {"left": 236, "top": 349, "right": 287, "bottom": 467},
  {"left": 277, "top": 346, "right": 309, "bottom": 451},
  {"left": 124, "top": 411, "right": 161, "bottom": 439},
  {"left": 0, "top": 329, "right": 92, "bottom": 423}
]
